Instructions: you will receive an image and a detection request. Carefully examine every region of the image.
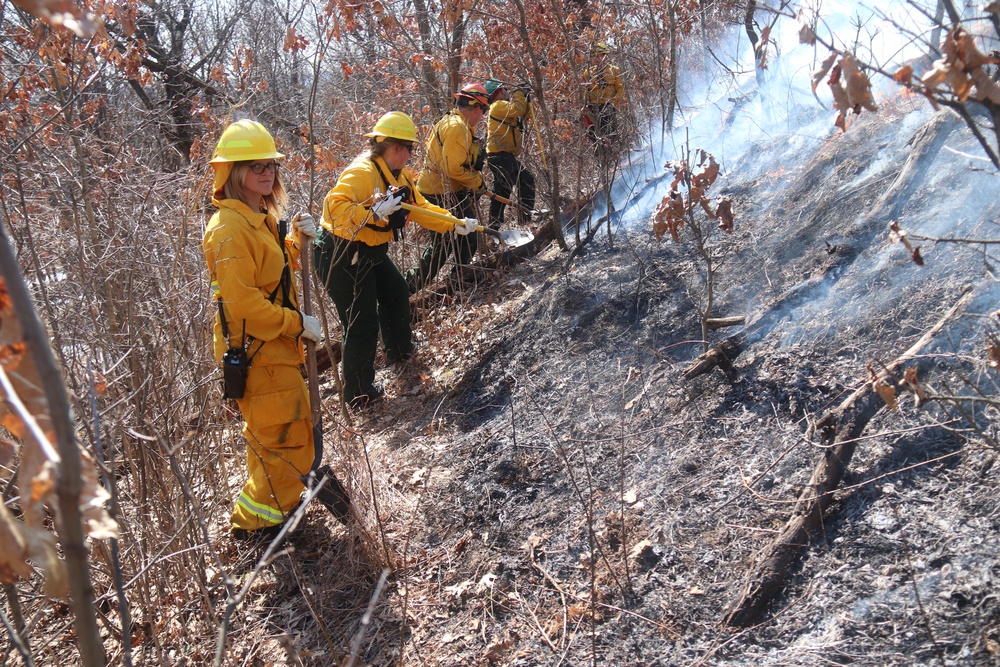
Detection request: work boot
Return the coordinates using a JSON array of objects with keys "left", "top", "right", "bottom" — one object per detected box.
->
[
  {"left": 447, "top": 265, "right": 479, "bottom": 290},
  {"left": 310, "top": 464, "right": 352, "bottom": 524},
  {"left": 386, "top": 341, "right": 420, "bottom": 365},
  {"left": 349, "top": 384, "right": 384, "bottom": 411}
]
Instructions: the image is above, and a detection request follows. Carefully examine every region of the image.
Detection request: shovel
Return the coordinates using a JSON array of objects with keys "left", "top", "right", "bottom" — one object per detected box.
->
[
  {"left": 295, "top": 213, "right": 351, "bottom": 524},
  {"left": 399, "top": 202, "right": 534, "bottom": 249},
  {"left": 485, "top": 190, "right": 535, "bottom": 215},
  {"left": 486, "top": 190, "right": 551, "bottom": 225}
]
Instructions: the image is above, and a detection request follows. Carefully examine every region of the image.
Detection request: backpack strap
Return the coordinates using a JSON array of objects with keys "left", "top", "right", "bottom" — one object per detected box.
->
[
  {"left": 363, "top": 158, "right": 414, "bottom": 236},
  {"left": 490, "top": 113, "right": 520, "bottom": 130}
]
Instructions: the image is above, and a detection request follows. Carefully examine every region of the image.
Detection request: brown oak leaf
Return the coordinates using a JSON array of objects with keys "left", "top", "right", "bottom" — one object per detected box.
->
[
  {"left": 893, "top": 64, "right": 914, "bottom": 85},
  {"left": 989, "top": 339, "right": 1000, "bottom": 370},
  {"left": 812, "top": 52, "right": 839, "bottom": 93},
  {"left": 692, "top": 154, "right": 719, "bottom": 189},
  {"left": 829, "top": 64, "right": 851, "bottom": 114},
  {"left": 10, "top": 0, "right": 98, "bottom": 37},
  {"left": 716, "top": 198, "right": 734, "bottom": 233},
  {"left": 799, "top": 23, "right": 817, "bottom": 45},
  {"left": 904, "top": 367, "right": 927, "bottom": 406},
  {"left": 873, "top": 377, "right": 898, "bottom": 410},
  {"left": 841, "top": 54, "right": 877, "bottom": 113}
]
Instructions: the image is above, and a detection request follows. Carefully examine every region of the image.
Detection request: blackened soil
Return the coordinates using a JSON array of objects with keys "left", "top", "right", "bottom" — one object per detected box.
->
[{"left": 296, "top": 105, "right": 1000, "bottom": 666}]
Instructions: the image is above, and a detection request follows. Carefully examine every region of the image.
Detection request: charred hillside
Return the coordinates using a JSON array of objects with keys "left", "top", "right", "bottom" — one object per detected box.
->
[
  {"left": 335, "top": 99, "right": 1000, "bottom": 666},
  {"left": 8, "top": 1, "right": 1000, "bottom": 665}
]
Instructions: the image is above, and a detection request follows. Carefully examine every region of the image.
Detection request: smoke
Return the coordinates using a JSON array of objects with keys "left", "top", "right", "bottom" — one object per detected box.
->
[
  {"left": 592, "top": 1, "right": 944, "bottom": 225},
  {"left": 588, "top": 1, "right": 1000, "bottom": 354}
]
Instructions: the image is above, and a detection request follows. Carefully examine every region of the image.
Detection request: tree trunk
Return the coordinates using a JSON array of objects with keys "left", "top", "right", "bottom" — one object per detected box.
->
[
  {"left": 412, "top": 0, "right": 447, "bottom": 115},
  {"left": 667, "top": 0, "right": 678, "bottom": 130},
  {"left": 447, "top": 14, "right": 467, "bottom": 96},
  {"left": 744, "top": 0, "right": 758, "bottom": 51}
]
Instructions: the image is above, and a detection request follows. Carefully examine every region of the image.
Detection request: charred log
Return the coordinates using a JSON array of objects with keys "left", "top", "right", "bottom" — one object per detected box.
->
[
  {"left": 723, "top": 287, "right": 973, "bottom": 627},
  {"left": 682, "top": 336, "right": 742, "bottom": 381},
  {"left": 683, "top": 274, "right": 826, "bottom": 380},
  {"left": 315, "top": 342, "right": 342, "bottom": 375},
  {"left": 705, "top": 316, "right": 746, "bottom": 330}
]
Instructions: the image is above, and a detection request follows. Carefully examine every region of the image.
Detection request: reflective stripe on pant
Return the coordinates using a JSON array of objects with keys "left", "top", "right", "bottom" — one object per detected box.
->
[
  {"left": 486, "top": 152, "right": 535, "bottom": 229},
  {"left": 231, "top": 362, "right": 314, "bottom": 531},
  {"left": 405, "top": 190, "right": 479, "bottom": 293},
  {"left": 313, "top": 233, "right": 412, "bottom": 403}
]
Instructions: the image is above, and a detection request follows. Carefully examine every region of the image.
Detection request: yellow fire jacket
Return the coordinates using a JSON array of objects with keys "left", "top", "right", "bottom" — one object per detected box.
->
[
  {"left": 323, "top": 155, "right": 460, "bottom": 247},
  {"left": 204, "top": 197, "right": 304, "bottom": 367},
  {"left": 416, "top": 110, "right": 484, "bottom": 195},
  {"left": 487, "top": 90, "right": 530, "bottom": 157},
  {"left": 584, "top": 63, "right": 625, "bottom": 106}
]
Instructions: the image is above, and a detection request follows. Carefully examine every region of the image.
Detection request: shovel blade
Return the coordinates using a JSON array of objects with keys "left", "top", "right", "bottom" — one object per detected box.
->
[{"left": 497, "top": 229, "right": 534, "bottom": 248}]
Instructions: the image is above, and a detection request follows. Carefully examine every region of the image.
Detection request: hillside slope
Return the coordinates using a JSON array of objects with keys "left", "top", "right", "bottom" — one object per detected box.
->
[{"left": 276, "top": 97, "right": 1000, "bottom": 666}]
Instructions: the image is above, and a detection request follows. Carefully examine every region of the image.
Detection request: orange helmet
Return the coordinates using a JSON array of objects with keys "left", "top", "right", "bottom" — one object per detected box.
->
[{"left": 455, "top": 82, "right": 490, "bottom": 108}]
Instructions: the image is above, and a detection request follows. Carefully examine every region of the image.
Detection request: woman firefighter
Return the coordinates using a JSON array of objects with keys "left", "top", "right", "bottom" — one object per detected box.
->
[
  {"left": 315, "top": 111, "right": 477, "bottom": 409},
  {"left": 203, "top": 119, "right": 345, "bottom": 542}
]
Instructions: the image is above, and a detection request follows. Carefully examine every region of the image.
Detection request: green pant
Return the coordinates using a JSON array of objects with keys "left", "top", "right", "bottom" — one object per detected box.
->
[
  {"left": 314, "top": 232, "right": 413, "bottom": 403},
  {"left": 406, "top": 190, "right": 479, "bottom": 293}
]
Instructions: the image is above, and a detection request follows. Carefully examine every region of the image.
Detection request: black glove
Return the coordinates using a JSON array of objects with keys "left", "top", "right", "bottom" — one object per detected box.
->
[
  {"left": 386, "top": 185, "right": 411, "bottom": 230},
  {"left": 474, "top": 151, "right": 486, "bottom": 173},
  {"left": 388, "top": 184, "right": 411, "bottom": 203},
  {"left": 387, "top": 208, "right": 408, "bottom": 230}
]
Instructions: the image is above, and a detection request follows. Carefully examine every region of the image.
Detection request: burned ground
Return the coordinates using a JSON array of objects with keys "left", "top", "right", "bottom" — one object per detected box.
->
[{"left": 183, "top": 103, "right": 1000, "bottom": 667}]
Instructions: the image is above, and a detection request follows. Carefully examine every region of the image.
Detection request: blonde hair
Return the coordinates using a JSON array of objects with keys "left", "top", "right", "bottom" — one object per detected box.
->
[{"left": 223, "top": 161, "right": 288, "bottom": 217}]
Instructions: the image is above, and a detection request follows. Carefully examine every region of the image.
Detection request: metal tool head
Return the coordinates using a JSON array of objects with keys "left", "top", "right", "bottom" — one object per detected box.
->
[
  {"left": 497, "top": 228, "right": 534, "bottom": 248},
  {"left": 481, "top": 226, "right": 534, "bottom": 249}
]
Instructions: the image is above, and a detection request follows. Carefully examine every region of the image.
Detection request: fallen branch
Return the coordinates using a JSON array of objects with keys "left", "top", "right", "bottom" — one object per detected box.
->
[
  {"left": 683, "top": 275, "right": 825, "bottom": 380},
  {"left": 705, "top": 316, "right": 746, "bottom": 331},
  {"left": 723, "top": 287, "right": 974, "bottom": 627}
]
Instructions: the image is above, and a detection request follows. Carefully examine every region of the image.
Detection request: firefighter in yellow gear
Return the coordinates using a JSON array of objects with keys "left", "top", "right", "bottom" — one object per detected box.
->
[
  {"left": 582, "top": 42, "right": 625, "bottom": 150},
  {"left": 203, "top": 119, "right": 323, "bottom": 541},
  {"left": 316, "top": 111, "right": 475, "bottom": 408},
  {"left": 406, "top": 83, "right": 489, "bottom": 292},
  {"left": 484, "top": 78, "right": 536, "bottom": 229}
]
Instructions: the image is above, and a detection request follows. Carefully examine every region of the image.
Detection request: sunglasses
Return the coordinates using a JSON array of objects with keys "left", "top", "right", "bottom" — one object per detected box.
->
[
  {"left": 248, "top": 162, "right": 280, "bottom": 174},
  {"left": 399, "top": 143, "right": 415, "bottom": 153}
]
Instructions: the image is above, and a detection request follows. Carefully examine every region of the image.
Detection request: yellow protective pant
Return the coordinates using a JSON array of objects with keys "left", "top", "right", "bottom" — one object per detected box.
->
[{"left": 231, "top": 363, "right": 316, "bottom": 531}]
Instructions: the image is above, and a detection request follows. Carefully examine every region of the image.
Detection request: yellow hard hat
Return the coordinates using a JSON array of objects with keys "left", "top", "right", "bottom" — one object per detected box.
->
[
  {"left": 592, "top": 42, "right": 611, "bottom": 55},
  {"left": 364, "top": 111, "right": 418, "bottom": 142},
  {"left": 209, "top": 119, "right": 284, "bottom": 164}
]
